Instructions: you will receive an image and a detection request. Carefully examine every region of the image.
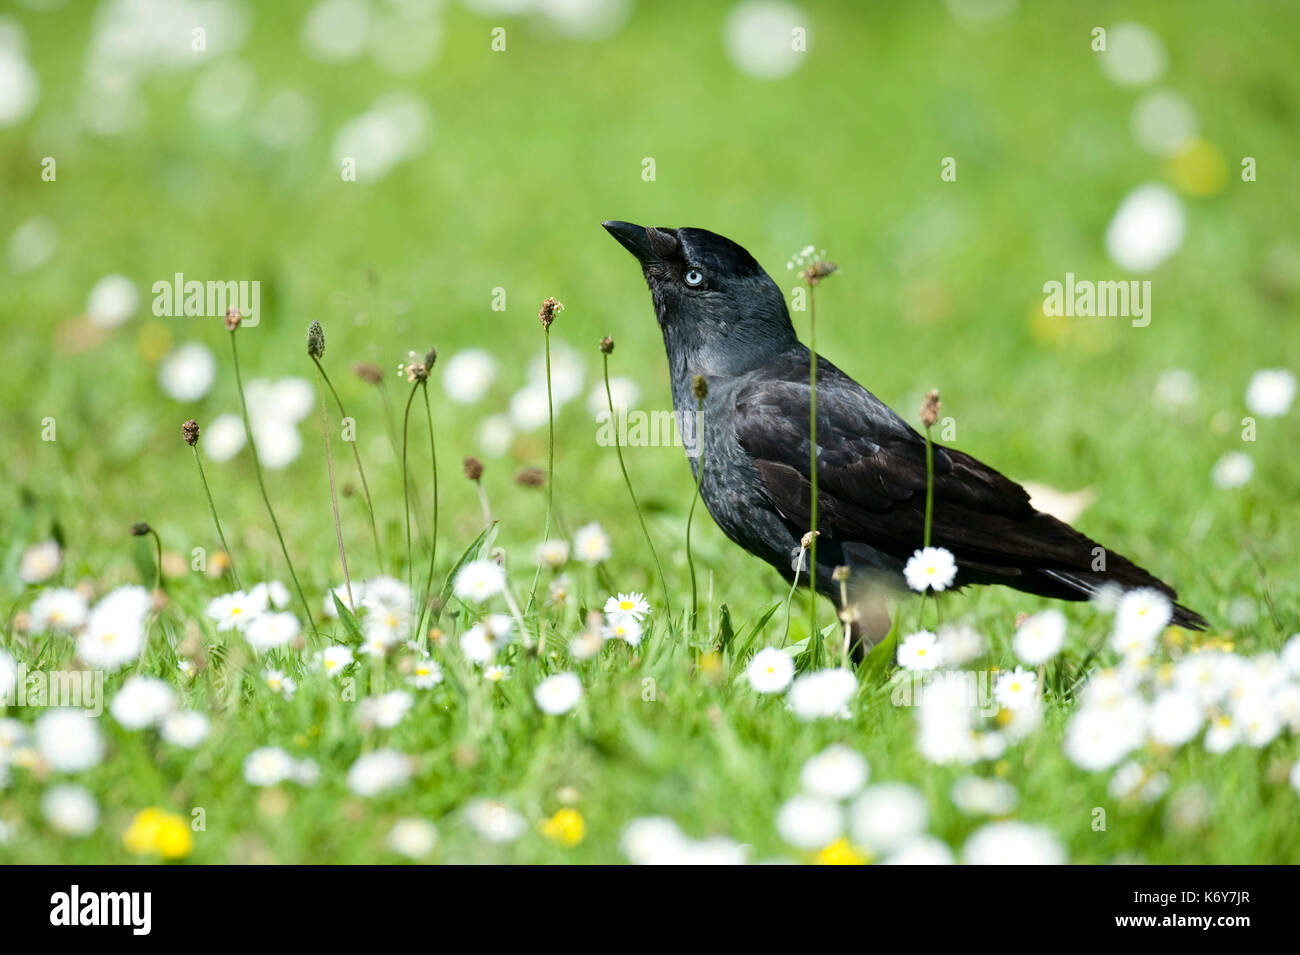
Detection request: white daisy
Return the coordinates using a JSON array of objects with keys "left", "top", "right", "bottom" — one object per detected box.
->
[
  {"left": 18, "top": 540, "right": 61, "bottom": 585},
  {"left": 442, "top": 348, "right": 497, "bottom": 404},
  {"left": 346, "top": 749, "right": 413, "bottom": 796},
  {"left": 1148, "top": 690, "right": 1202, "bottom": 746},
  {"left": 951, "top": 776, "right": 1018, "bottom": 816},
  {"left": 477, "top": 413, "right": 515, "bottom": 457},
  {"left": 77, "top": 588, "right": 149, "bottom": 672},
  {"left": 535, "top": 672, "right": 582, "bottom": 715},
  {"left": 0, "top": 718, "right": 27, "bottom": 758},
  {"left": 936, "top": 622, "right": 985, "bottom": 666},
  {"left": 322, "top": 580, "right": 364, "bottom": 618},
  {"left": 86, "top": 274, "right": 137, "bottom": 327},
  {"left": 42, "top": 784, "right": 99, "bottom": 836},
  {"left": 28, "top": 588, "right": 89, "bottom": 633},
  {"left": 319, "top": 644, "right": 354, "bottom": 676},
  {"left": 453, "top": 560, "right": 506, "bottom": 603},
  {"left": 359, "top": 690, "right": 414, "bottom": 729},
  {"left": 1234, "top": 697, "right": 1281, "bottom": 747},
  {"left": 359, "top": 577, "right": 412, "bottom": 648},
  {"left": 248, "top": 580, "right": 292, "bottom": 610},
  {"left": 509, "top": 385, "right": 551, "bottom": 430},
  {"left": 460, "top": 614, "right": 515, "bottom": 664},
  {"left": 994, "top": 667, "right": 1038, "bottom": 711},
  {"left": 882, "top": 836, "right": 955, "bottom": 865},
  {"left": 746, "top": 647, "right": 795, "bottom": 694},
  {"left": 568, "top": 628, "right": 604, "bottom": 660},
  {"left": 408, "top": 658, "right": 444, "bottom": 689},
  {"left": 572, "top": 523, "right": 612, "bottom": 564},
  {"left": 245, "top": 611, "right": 301, "bottom": 653},
  {"left": 849, "top": 783, "right": 929, "bottom": 854},
  {"left": 1064, "top": 704, "right": 1145, "bottom": 771},
  {"left": 294, "top": 759, "right": 321, "bottom": 786},
  {"left": 1012, "top": 609, "right": 1066, "bottom": 664},
  {"left": 897, "top": 630, "right": 943, "bottom": 671},
  {"left": 903, "top": 546, "right": 957, "bottom": 593},
  {"left": 35, "top": 709, "right": 104, "bottom": 772},
  {"left": 484, "top": 664, "right": 510, "bottom": 683},
  {"left": 110, "top": 676, "right": 176, "bottom": 729},
  {"left": 202, "top": 413, "right": 246, "bottom": 462},
  {"left": 1108, "top": 761, "right": 1169, "bottom": 802},
  {"left": 603, "top": 592, "right": 650, "bottom": 623},
  {"left": 464, "top": 798, "right": 526, "bottom": 843},
  {"left": 206, "top": 590, "right": 262, "bottom": 632},
  {"left": 1111, "top": 588, "right": 1171, "bottom": 655},
  {"left": 963, "top": 821, "right": 1065, "bottom": 865},
  {"left": 0, "top": 650, "right": 14, "bottom": 704},
  {"left": 158, "top": 342, "right": 216, "bottom": 401},
  {"left": 1211, "top": 452, "right": 1253, "bottom": 490},
  {"left": 1153, "top": 368, "right": 1197, "bottom": 409},
  {"left": 161, "top": 710, "right": 210, "bottom": 748},
  {"left": 621, "top": 817, "right": 688, "bottom": 865},
  {"left": 263, "top": 669, "right": 297, "bottom": 698},
  {"left": 244, "top": 746, "right": 297, "bottom": 786},
  {"left": 775, "top": 794, "right": 843, "bottom": 850},
  {"left": 588, "top": 375, "right": 640, "bottom": 418},
  {"left": 388, "top": 818, "right": 438, "bottom": 859},
  {"left": 788, "top": 668, "right": 857, "bottom": 721},
  {"left": 1245, "top": 368, "right": 1296, "bottom": 417},
  {"left": 536, "top": 539, "right": 569, "bottom": 570},
  {"left": 602, "top": 615, "right": 643, "bottom": 646},
  {"left": 799, "top": 745, "right": 869, "bottom": 800}
]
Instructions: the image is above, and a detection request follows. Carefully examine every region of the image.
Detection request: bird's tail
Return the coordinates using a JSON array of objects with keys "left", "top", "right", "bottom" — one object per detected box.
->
[{"left": 1038, "top": 564, "right": 1208, "bottom": 631}]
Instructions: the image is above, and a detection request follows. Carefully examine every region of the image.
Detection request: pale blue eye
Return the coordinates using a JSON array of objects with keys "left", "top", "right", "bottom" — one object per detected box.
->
[{"left": 684, "top": 268, "right": 704, "bottom": 287}]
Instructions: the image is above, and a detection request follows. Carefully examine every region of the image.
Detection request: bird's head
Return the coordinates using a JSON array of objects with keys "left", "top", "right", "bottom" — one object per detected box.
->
[{"left": 602, "top": 221, "right": 798, "bottom": 376}]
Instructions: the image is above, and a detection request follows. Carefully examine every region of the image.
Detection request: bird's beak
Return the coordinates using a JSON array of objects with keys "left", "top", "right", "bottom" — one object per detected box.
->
[
  {"left": 602, "top": 220, "right": 678, "bottom": 267},
  {"left": 602, "top": 220, "right": 653, "bottom": 263}
]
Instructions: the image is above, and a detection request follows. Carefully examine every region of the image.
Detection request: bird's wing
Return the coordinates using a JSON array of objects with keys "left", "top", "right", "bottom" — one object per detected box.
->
[{"left": 732, "top": 364, "right": 1170, "bottom": 590}]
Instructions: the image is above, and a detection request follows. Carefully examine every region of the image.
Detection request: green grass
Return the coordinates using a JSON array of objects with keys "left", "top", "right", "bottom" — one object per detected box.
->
[{"left": 1, "top": 1, "right": 1298, "bottom": 863}]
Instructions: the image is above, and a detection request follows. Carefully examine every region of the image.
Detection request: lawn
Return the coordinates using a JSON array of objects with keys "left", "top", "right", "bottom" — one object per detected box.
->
[{"left": 1, "top": 0, "right": 1298, "bottom": 864}]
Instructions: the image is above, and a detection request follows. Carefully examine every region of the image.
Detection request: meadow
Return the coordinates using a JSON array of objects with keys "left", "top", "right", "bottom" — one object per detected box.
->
[{"left": 1, "top": 0, "right": 1299, "bottom": 864}]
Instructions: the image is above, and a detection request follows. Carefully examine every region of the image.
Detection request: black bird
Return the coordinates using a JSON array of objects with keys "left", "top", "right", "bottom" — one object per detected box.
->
[{"left": 602, "top": 220, "right": 1206, "bottom": 646}]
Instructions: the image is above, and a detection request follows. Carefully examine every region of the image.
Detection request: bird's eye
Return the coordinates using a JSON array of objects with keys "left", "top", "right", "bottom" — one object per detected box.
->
[{"left": 684, "top": 268, "right": 704, "bottom": 287}]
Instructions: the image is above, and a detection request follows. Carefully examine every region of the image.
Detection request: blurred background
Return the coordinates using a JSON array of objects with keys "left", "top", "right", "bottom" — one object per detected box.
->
[{"left": 2, "top": 0, "right": 1297, "bottom": 627}]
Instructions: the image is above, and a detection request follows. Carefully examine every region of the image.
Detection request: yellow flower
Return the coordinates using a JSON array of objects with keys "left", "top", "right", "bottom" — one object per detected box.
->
[
  {"left": 1166, "top": 139, "right": 1227, "bottom": 197},
  {"left": 815, "top": 838, "right": 868, "bottom": 865},
  {"left": 154, "top": 816, "right": 193, "bottom": 860},
  {"left": 541, "top": 808, "right": 586, "bottom": 847},
  {"left": 698, "top": 651, "right": 723, "bottom": 683},
  {"left": 123, "top": 808, "right": 193, "bottom": 860}
]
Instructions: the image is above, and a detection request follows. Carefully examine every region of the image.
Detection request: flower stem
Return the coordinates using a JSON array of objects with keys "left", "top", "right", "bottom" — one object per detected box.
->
[
  {"left": 780, "top": 547, "right": 805, "bottom": 649},
  {"left": 923, "top": 423, "right": 935, "bottom": 548},
  {"left": 413, "top": 381, "right": 439, "bottom": 646},
  {"left": 229, "top": 330, "right": 317, "bottom": 634},
  {"left": 685, "top": 395, "right": 706, "bottom": 639},
  {"left": 314, "top": 365, "right": 353, "bottom": 609},
  {"left": 145, "top": 526, "right": 163, "bottom": 593},
  {"left": 190, "top": 445, "right": 241, "bottom": 589},
  {"left": 603, "top": 352, "right": 672, "bottom": 619},
  {"left": 400, "top": 381, "right": 420, "bottom": 618},
  {"left": 838, "top": 575, "right": 851, "bottom": 670},
  {"left": 527, "top": 327, "right": 555, "bottom": 614},
  {"left": 314, "top": 356, "right": 383, "bottom": 574}
]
